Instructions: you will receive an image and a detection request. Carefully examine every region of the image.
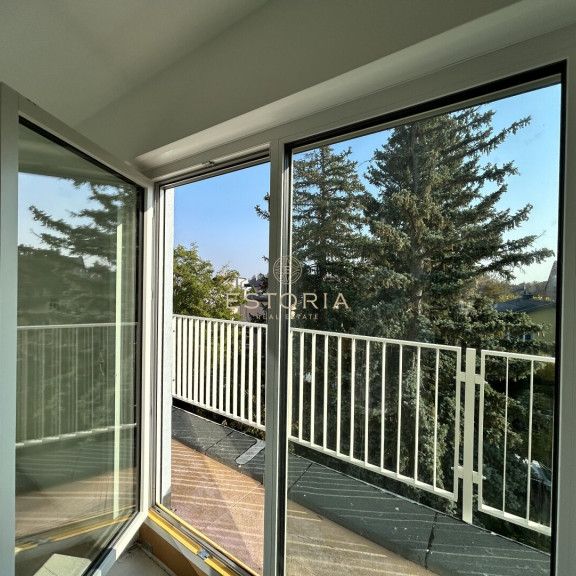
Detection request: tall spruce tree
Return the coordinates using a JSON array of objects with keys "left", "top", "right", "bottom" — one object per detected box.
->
[
  {"left": 358, "top": 106, "right": 555, "bottom": 529},
  {"left": 291, "top": 145, "right": 368, "bottom": 331},
  {"left": 363, "top": 106, "right": 553, "bottom": 351},
  {"left": 19, "top": 184, "right": 138, "bottom": 325}
]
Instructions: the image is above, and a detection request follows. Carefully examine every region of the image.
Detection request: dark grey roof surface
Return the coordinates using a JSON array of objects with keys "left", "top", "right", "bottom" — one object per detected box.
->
[{"left": 496, "top": 297, "right": 555, "bottom": 314}]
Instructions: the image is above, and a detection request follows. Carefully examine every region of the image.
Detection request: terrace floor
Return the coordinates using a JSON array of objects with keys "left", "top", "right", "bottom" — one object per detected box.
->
[
  {"left": 171, "top": 437, "right": 434, "bottom": 575},
  {"left": 171, "top": 405, "right": 550, "bottom": 576}
]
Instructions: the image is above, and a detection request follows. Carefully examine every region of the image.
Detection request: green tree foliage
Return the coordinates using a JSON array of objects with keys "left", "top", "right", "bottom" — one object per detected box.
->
[
  {"left": 476, "top": 274, "right": 516, "bottom": 303},
  {"left": 291, "top": 145, "right": 369, "bottom": 330},
  {"left": 173, "top": 243, "right": 244, "bottom": 320},
  {"left": 362, "top": 107, "right": 552, "bottom": 350},
  {"left": 18, "top": 185, "right": 138, "bottom": 325}
]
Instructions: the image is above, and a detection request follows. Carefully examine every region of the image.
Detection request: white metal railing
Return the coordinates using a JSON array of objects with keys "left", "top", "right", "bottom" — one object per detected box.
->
[
  {"left": 16, "top": 322, "right": 137, "bottom": 448},
  {"left": 172, "top": 314, "right": 554, "bottom": 537},
  {"left": 173, "top": 315, "right": 266, "bottom": 431},
  {"left": 478, "top": 349, "right": 555, "bottom": 536},
  {"left": 17, "top": 317, "right": 553, "bottom": 535},
  {"left": 288, "top": 326, "right": 462, "bottom": 502}
]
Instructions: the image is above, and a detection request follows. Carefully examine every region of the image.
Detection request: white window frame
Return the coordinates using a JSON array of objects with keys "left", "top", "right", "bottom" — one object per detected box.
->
[
  {"left": 0, "top": 84, "right": 155, "bottom": 576},
  {"left": 148, "top": 24, "right": 576, "bottom": 576}
]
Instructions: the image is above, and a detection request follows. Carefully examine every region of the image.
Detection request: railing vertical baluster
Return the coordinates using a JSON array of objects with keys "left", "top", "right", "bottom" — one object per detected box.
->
[
  {"left": 380, "top": 343, "right": 386, "bottom": 471},
  {"left": 477, "top": 352, "right": 485, "bottom": 513},
  {"left": 42, "top": 329, "right": 47, "bottom": 438},
  {"left": 20, "top": 330, "right": 27, "bottom": 441},
  {"left": 212, "top": 321, "right": 219, "bottom": 409},
  {"left": 226, "top": 323, "right": 232, "bottom": 415},
  {"left": 207, "top": 320, "right": 212, "bottom": 406},
  {"left": 179, "top": 317, "right": 184, "bottom": 398},
  {"left": 526, "top": 360, "right": 534, "bottom": 521},
  {"left": 311, "top": 333, "right": 316, "bottom": 444},
  {"left": 177, "top": 317, "right": 182, "bottom": 399},
  {"left": 233, "top": 324, "right": 239, "bottom": 416},
  {"left": 462, "top": 348, "right": 477, "bottom": 524},
  {"left": 336, "top": 337, "right": 342, "bottom": 454},
  {"left": 206, "top": 321, "right": 212, "bottom": 406},
  {"left": 350, "top": 338, "right": 356, "bottom": 460},
  {"left": 240, "top": 325, "right": 246, "bottom": 420},
  {"left": 256, "top": 326, "right": 262, "bottom": 427},
  {"left": 219, "top": 323, "right": 225, "bottom": 412},
  {"left": 453, "top": 349, "right": 462, "bottom": 499},
  {"left": 193, "top": 319, "right": 199, "bottom": 403},
  {"left": 187, "top": 318, "right": 192, "bottom": 401},
  {"left": 503, "top": 357, "right": 509, "bottom": 513},
  {"left": 364, "top": 340, "right": 370, "bottom": 465},
  {"left": 287, "top": 330, "right": 293, "bottom": 438},
  {"left": 183, "top": 317, "right": 189, "bottom": 400},
  {"left": 173, "top": 317, "right": 178, "bottom": 396},
  {"left": 178, "top": 317, "right": 183, "bottom": 398},
  {"left": 75, "top": 327, "right": 79, "bottom": 433},
  {"left": 396, "top": 344, "right": 403, "bottom": 475},
  {"left": 433, "top": 348, "right": 439, "bottom": 489},
  {"left": 199, "top": 320, "right": 206, "bottom": 405},
  {"left": 248, "top": 326, "right": 254, "bottom": 424},
  {"left": 298, "top": 332, "right": 304, "bottom": 442},
  {"left": 323, "top": 335, "right": 328, "bottom": 450},
  {"left": 414, "top": 346, "right": 421, "bottom": 481},
  {"left": 58, "top": 327, "right": 62, "bottom": 435}
]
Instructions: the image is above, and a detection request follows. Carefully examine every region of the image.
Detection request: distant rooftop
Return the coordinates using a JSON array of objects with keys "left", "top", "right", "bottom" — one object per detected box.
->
[{"left": 496, "top": 293, "right": 556, "bottom": 314}]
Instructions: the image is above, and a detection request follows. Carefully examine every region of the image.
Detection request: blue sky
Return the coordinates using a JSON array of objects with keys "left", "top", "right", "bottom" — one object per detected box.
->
[
  {"left": 174, "top": 83, "right": 561, "bottom": 284},
  {"left": 174, "top": 163, "right": 270, "bottom": 279}
]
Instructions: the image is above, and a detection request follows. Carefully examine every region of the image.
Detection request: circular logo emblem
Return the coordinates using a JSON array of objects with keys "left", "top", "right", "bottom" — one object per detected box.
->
[{"left": 273, "top": 256, "right": 302, "bottom": 284}]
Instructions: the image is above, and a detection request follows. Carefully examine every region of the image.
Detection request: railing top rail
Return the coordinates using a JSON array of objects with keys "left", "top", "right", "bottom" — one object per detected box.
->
[
  {"left": 173, "top": 314, "right": 266, "bottom": 329},
  {"left": 18, "top": 322, "right": 138, "bottom": 330},
  {"left": 480, "top": 348, "right": 555, "bottom": 363},
  {"left": 291, "top": 326, "right": 462, "bottom": 352}
]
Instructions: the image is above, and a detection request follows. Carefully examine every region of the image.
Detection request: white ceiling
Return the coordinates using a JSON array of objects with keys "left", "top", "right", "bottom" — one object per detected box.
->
[
  {"left": 2, "top": 0, "right": 576, "bottom": 170},
  {"left": 0, "top": 0, "right": 267, "bottom": 124}
]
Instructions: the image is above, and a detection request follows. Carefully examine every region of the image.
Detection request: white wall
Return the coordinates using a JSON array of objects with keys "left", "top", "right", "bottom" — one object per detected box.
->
[{"left": 78, "top": 0, "right": 521, "bottom": 162}]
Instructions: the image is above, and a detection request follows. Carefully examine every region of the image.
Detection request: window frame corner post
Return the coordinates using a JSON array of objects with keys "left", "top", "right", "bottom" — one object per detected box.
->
[
  {"left": 139, "top": 180, "right": 156, "bottom": 515},
  {"left": 263, "top": 139, "right": 291, "bottom": 576},
  {"left": 153, "top": 185, "right": 175, "bottom": 507},
  {"left": 554, "top": 56, "right": 576, "bottom": 576},
  {"left": 0, "top": 82, "right": 19, "bottom": 576}
]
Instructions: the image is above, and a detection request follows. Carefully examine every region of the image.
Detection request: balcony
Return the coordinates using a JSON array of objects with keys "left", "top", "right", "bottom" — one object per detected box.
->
[
  {"left": 15, "top": 315, "right": 552, "bottom": 575},
  {"left": 171, "top": 314, "right": 553, "bottom": 575}
]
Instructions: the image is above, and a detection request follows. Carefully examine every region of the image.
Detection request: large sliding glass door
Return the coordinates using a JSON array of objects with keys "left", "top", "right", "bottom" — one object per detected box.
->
[
  {"left": 284, "top": 79, "right": 562, "bottom": 575},
  {"left": 15, "top": 120, "right": 143, "bottom": 575}
]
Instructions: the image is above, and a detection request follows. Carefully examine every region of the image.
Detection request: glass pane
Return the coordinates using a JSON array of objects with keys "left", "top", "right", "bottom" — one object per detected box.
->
[
  {"left": 165, "top": 163, "right": 269, "bottom": 575},
  {"left": 16, "top": 122, "right": 141, "bottom": 575},
  {"left": 286, "top": 83, "right": 560, "bottom": 575}
]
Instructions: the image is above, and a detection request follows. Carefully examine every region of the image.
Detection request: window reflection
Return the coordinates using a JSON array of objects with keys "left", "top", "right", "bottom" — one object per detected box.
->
[{"left": 16, "top": 123, "right": 140, "bottom": 576}]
